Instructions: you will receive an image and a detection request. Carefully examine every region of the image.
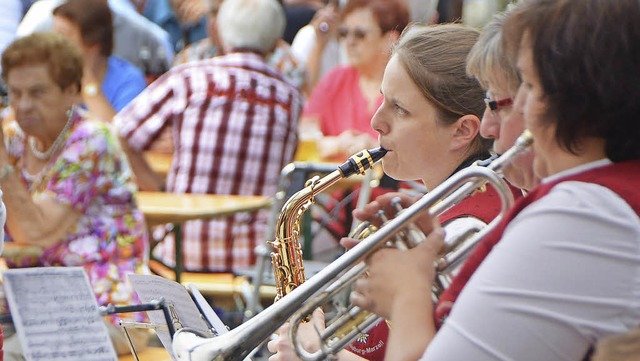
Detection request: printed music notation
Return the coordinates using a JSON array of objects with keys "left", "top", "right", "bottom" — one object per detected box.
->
[
  {"left": 2, "top": 267, "right": 118, "bottom": 361},
  {"left": 128, "top": 274, "right": 212, "bottom": 361}
]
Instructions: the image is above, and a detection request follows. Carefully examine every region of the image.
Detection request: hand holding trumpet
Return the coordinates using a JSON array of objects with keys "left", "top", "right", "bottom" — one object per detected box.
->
[
  {"left": 349, "top": 230, "right": 445, "bottom": 322},
  {"left": 267, "top": 309, "right": 325, "bottom": 361},
  {"left": 340, "top": 192, "right": 445, "bottom": 319}
]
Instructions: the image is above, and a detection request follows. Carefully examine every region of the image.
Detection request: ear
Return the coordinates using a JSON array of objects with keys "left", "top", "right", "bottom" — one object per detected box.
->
[
  {"left": 63, "top": 83, "right": 79, "bottom": 97},
  {"left": 449, "top": 114, "right": 481, "bottom": 152}
]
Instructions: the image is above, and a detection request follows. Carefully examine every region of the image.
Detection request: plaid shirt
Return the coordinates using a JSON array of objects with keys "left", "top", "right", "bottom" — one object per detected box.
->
[{"left": 115, "top": 51, "right": 302, "bottom": 272}]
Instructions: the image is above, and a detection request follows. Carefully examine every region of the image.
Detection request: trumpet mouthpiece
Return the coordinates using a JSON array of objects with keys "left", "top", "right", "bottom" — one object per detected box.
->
[{"left": 517, "top": 130, "right": 534, "bottom": 147}]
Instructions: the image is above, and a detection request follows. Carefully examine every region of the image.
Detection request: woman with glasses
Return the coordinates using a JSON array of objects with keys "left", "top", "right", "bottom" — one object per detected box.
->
[
  {"left": 299, "top": 0, "right": 409, "bottom": 160},
  {"left": 433, "top": 2, "right": 538, "bottom": 335},
  {"left": 467, "top": 6, "right": 538, "bottom": 192}
]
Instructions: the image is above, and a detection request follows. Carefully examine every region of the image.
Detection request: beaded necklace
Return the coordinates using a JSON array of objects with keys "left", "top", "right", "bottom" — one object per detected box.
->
[{"left": 29, "top": 107, "right": 74, "bottom": 160}]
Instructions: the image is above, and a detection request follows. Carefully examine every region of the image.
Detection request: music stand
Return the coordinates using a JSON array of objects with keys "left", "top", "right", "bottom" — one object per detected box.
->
[{"left": 99, "top": 298, "right": 174, "bottom": 361}]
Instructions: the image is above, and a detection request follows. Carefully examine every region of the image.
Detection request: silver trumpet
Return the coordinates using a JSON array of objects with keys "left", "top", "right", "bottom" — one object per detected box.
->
[{"left": 172, "top": 131, "right": 533, "bottom": 361}]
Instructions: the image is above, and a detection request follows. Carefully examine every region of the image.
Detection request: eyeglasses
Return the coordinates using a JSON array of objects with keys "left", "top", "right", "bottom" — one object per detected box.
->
[
  {"left": 484, "top": 96, "right": 513, "bottom": 111},
  {"left": 338, "top": 27, "right": 369, "bottom": 40}
]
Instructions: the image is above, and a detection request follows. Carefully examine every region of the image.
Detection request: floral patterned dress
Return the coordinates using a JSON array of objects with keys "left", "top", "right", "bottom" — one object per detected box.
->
[{"left": 3, "top": 109, "right": 149, "bottom": 324}]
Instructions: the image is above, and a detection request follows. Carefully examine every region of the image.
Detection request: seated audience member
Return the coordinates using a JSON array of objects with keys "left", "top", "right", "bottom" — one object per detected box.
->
[
  {"left": 0, "top": 32, "right": 150, "bottom": 358},
  {"left": 16, "top": 0, "right": 174, "bottom": 77},
  {"left": 351, "top": 1, "right": 640, "bottom": 360},
  {"left": 114, "top": 0, "right": 303, "bottom": 273},
  {"left": 291, "top": 0, "right": 437, "bottom": 95},
  {"left": 173, "top": 0, "right": 307, "bottom": 92},
  {"left": 143, "top": 0, "right": 208, "bottom": 53},
  {"left": 290, "top": 0, "right": 343, "bottom": 94},
  {"left": 268, "top": 23, "right": 519, "bottom": 361},
  {"left": 52, "top": 0, "right": 147, "bottom": 122},
  {"left": 301, "top": 0, "right": 409, "bottom": 160}
]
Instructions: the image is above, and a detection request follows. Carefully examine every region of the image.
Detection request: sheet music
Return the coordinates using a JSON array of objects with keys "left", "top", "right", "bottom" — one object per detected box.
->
[
  {"left": 2, "top": 267, "right": 117, "bottom": 361},
  {"left": 186, "top": 284, "right": 229, "bottom": 335},
  {"left": 128, "top": 274, "right": 212, "bottom": 360}
]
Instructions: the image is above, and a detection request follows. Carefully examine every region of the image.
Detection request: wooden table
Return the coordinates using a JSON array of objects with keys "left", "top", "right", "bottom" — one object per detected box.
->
[
  {"left": 137, "top": 191, "right": 271, "bottom": 226},
  {"left": 138, "top": 192, "right": 271, "bottom": 283}
]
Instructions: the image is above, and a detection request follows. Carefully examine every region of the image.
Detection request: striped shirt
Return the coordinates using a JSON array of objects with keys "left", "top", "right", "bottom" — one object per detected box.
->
[{"left": 115, "top": 51, "right": 302, "bottom": 272}]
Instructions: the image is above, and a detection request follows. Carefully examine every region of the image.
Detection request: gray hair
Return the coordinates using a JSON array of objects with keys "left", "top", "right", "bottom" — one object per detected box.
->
[{"left": 217, "top": 0, "right": 286, "bottom": 54}]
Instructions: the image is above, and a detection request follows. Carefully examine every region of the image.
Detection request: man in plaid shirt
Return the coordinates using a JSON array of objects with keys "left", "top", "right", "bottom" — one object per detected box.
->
[{"left": 114, "top": 0, "right": 302, "bottom": 272}]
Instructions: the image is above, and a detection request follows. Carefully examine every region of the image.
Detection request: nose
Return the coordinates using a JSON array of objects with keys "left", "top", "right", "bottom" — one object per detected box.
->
[
  {"left": 370, "top": 104, "right": 388, "bottom": 136},
  {"left": 12, "top": 94, "right": 33, "bottom": 113},
  {"left": 480, "top": 107, "right": 499, "bottom": 140}
]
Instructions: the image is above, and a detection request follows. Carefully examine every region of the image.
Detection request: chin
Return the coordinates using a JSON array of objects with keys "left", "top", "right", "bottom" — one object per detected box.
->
[{"left": 381, "top": 160, "right": 400, "bottom": 179}]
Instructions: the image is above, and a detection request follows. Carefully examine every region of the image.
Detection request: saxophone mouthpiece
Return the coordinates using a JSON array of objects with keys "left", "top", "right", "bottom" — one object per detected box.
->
[
  {"left": 369, "top": 146, "right": 388, "bottom": 163},
  {"left": 338, "top": 147, "right": 388, "bottom": 177}
]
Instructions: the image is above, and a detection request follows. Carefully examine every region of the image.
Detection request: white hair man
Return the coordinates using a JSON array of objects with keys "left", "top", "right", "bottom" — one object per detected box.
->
[{"left": 114, "top": 0, "right": 302, "bottom": 273}]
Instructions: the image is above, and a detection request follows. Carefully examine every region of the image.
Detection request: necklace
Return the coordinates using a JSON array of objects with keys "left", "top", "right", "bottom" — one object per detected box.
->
[{"left": 29, "top": 107, "right": 74, "bottom": 160}]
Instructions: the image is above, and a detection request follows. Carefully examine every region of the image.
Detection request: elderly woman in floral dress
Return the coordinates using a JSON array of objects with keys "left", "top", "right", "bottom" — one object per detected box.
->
[{"left": 0, "top": 32, "right": 150, "bottom": 358}]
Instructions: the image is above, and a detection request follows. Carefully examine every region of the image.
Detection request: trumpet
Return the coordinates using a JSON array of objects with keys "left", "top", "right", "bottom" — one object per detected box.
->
[
  {"left": 289, "top": 131, "right": 532, "bottom": 360},
  {"left": 172, "top": 131, "right": 533, "bottom": 361}
]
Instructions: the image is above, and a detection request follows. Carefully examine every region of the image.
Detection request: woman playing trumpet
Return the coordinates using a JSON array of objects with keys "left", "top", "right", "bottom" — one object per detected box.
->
[
  {"left": 354, "top": 1, "right": 640, "bottom": 360},
  {"left": 268, "top": 23, "right": 521, "bottom": 361}
]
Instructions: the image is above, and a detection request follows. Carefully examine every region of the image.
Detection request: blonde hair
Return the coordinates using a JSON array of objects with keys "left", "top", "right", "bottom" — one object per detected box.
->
[{"left": 466, "top": 5, "right": 520, "bottom": 94}]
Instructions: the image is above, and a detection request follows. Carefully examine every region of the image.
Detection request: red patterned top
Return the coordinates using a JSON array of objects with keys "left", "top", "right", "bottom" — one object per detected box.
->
[{"left": 115, "top": 51, "right": 303, "bottom": 272}]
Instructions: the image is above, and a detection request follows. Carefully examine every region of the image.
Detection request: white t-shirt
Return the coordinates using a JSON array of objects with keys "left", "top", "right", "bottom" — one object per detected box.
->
[
  {"left": 290, "top": 25, "right": 345, "bottom": 81},
  {"left": 422, "top": 159, "right": 640, "bottom": 361}
]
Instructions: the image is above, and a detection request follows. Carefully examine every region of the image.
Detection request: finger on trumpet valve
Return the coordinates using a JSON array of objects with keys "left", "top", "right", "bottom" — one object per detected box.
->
[
  {"left": 376, "top": 210, "right": 396, "bottom": 248},
  {"left": 376, "top": 209, "right": 388, "bottom": 223},
  {"left": 390, "top": 196, "right": 404, "bottom": 210},
  {"left": 319, "top": 22, "right": 329, "bottom": 33},
  {"left": 391, "top": 196, "right": 424, "bottom": 249}
]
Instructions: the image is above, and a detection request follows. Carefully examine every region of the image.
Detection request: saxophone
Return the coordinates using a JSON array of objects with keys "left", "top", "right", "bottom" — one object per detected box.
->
[{"left": 269, "top": 147, "right": 387, "bottom": 301}]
